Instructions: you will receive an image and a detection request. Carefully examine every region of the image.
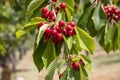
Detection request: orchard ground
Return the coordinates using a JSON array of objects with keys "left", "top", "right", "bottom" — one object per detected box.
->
[{"left": 10, "top": 40, "right": 120, "bottom": 80}]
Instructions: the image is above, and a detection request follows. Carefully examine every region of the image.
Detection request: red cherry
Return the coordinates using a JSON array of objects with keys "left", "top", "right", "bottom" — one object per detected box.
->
[
  {"left": 59, "top": 73, "right": 62, "bottom": 79},
  {"left": 56, "top": 33, "right": 63, "bottom": 42},
  {"left": 60, "top": 2, "right": 66, "bottom": 9},
  {"left": 72, "top": 62, "right": 79, "bottom": 70},
  {"left": 52, "top": 0, "right": 57, "bottom": 2},
  {"left": 68, "top": 31, "right": 73, "bottom": 36},
  {"left": 49, "top": 16, "right": 55, "bottom": 21},
  {"left": 41, "top": 7, "right": 48, "bottom": 13},
  {"left": 59, "top": 20, "right": 65, "bottom": 27},
  {"left": 79, "top": 59, "right": 85, "bottom": 66},
  {"left": 114, "top": 15, "right": 119, "bottom": 21},
  {"left": 45, "top": 34, "right": 51, "bottom": 42},
  {"left": 55, "top": 25, "right": 60, "bottom": 32},
  {"left": 114, "top": 9, "right": 120, "bottom": 15},
  {"left": 106, "top": 7, "right": 113, "bottom": 16},
  {"left": 66, "top": 25, "right": 73, "bottom": 31},
  {"left": 103, "top": 6, "right": 108, "bottom": 12},
  {"left": 71, "top": 29, "right": 76, "bottom": 35},
  {"left": 52, "top": 29, "right": 58, "bottom": 36},
  {"left": 62, "top": 28, "right": 67, "bottom": 35},
  {"left": 49, "top": 11, "right": 54, "bottom": 17},
  {"left": 45, "top": 27, "right": 52, "bottom": 35},
  {"left": 69, "top": 21, "right": 76, "bottom": 27},
  {"left": 42, "top": 12, "right": 49, "bottom": 18},
  {"left": 38, "top": 22, "right": 45, "bottom": 30}
]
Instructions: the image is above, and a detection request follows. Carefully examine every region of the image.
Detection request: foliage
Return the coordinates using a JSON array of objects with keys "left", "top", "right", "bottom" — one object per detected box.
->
[{"left": 14, "top": 0, "right": 120, "bottom": 80}]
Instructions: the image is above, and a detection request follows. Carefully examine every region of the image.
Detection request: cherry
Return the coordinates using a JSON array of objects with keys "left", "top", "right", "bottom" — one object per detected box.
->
[
  {"left": 66, "top": 25, "right": 73, "bottom": 31},
  {"left": 49, "top": 16, "right": 55, "bottom": 21},
  {"left": 45, "top": 27, "right": 52, "bottom": 35},
  {"left": 45, "top": 34, "right": 51, "bottom": 42},
  {"left": 49, "top": 11, "right": 54, "bottom": 17},
  {"left": 60, "top": 2, "right": 66, "bottom": 9},
  {"left": 114, "top": 15, "right": 119, "bottom": 21},
  {"left": 69, "top": 21, "right": 75, "bottom": 27},
  {"left": 59, "top": 73, "right": 62, "bottom": 79},
  {"left": 79, "top": 59, "right": 85, "bottom": 67},
  {"left": 72, "top": 62, "right": 79, "bottom": 70},
  {"left": 56, "top": 33, "right": 63, "bottom": 42},
  {"left": 52, "top": 29, "right": 58, "bottom": 36},
  {"left": 55, "top": 25, "right": 60, "bottom": 32},
  {"left": 59, "top": 20, "right": 65, "bottom": 27},
  {"left": 68, "top": 31, "right": 73, "bottom": 36},
  {"left": 38, "top": 22, "right": 45, "bottom": 30},
  {"left": 52, "top": 0, "right": 57, "bottom": 2},
  {"left": 42, "top": 12, "right": 49, "bottom": 18},
  {"left": 41, "top": 7, "right": 48, "bottom": 13},
  {"left": 62, "top": 28, "right": 67, "bottom": 35},
  {"left": 71, "top": 29, "right": 76, "bottom": 35}
]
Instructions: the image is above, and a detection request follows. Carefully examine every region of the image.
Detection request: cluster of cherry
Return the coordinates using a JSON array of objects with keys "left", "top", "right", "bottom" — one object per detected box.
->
[
  {"left": 38, "top": 0, "right": 76, "bottom": 45},
  {"left": 59, "top": 55, "right": 85, "bottom": 79},
  {"left": 103, "top": 5, "right": 120, "bottom": 22}
]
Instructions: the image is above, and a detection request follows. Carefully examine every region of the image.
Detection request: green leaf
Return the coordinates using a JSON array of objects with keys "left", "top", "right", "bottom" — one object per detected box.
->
[
  {"left": 16, "top": 30, "right": 26, "bottom": 39},
  {"left": 33, "top": 38, "right": 46, "bottom": 71},
  {"left": 0, "top": 38, "right": 6, "bottom": 55},
  {"left": 71, "top": 28, "right": 82, "bottom": 54},
  {"left": 77, "top": 4, "right": 91, "bottom": 30},
  {"left": 27, "top": 0, "right": 45, "bottom": 14},
  {"left": 80, "top": 54, "right": 92, "bottom": 70},
  {"left": 77, "top": 27, "right": 95, "bottom": 54},
  {"left": 80, "top": 65, "right": 88, "bottom": 80},
  {"left": 57, "top": 60, "right": 66, "bottom": 74},
  {"left": 65, "top": 7, "right": 72, "bottom": 21},
  {"left": 45, "top": 58, "right": 58, "bottom": 80},
  {"left": 69, "top": 68, "right": 80, "bottom": 80},
  {"left": 80, "top": 54, "right": 91, "bottom": 64},
  {"left": 25, "top": 17, "right": 45, "bottom": 27},
  {"left": 42, "top": 40, "right": 56, "bottom": 68},
  {"left": 56, "top": 12, "right": 62, "bottom": 23},
  {"left": 92, "top": 3, "right": 107, "bottom": 31},
  {"left": 36, "top": 24, "right": 48, "bottom": 46},
  {"left": 104, "top": 26, "right": 115, "bottom": 45},
  {"left": 60, "top": 69, "right": 68, "bottom": 80},
  {"left": 63, "top": 36, "right": 73, "bottom": 51}
]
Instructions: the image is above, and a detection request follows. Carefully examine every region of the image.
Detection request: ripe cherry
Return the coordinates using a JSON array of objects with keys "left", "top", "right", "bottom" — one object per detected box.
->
[
  {"left": 62, "top": 28, "right": 67, "bottom": 35},
  {"left": 72, "top": 62, "right": 79, "bottom": 70},
  {"left": 55, "top": 25, "right": 60, "bottom": 32},
  {"left": 59, "top": 20, "right": 65, "bottom": 27},
  {"left": 71, "top": 29, "right": 76, "bottom": 35},
  {"left": 69, "top": 21, "right": 75, "bottom": 27},
  {"left": 60, "top": 2, "right": 66, "bottom": 9},
  {"left": 52, "top": 29, "right": 58, "bottom": 36},
  {"left": 45, "top": 27, "right": 52, "bottom": 35},
  {"left": 41, "top": 7, "right": 48, "bottom": 13},
  {"left": 42, "top": 12, "right": 49, "bottom": 18},
  {"left": 49, "top": 11, "right": 54, "bottom": 17},
  {"left": 114, "top": 15, "right": 119, "bottom": 21},
  {"left": 38, "top": 22, "right": 45, "bottom": 30},
  {"left": 66, "top": 25, "right": 73, "bottom": 31},
  {"left": 49, "top": 16, "right": 55, "bottom": 21},
  {"left": 56, "top": 33, "right": 63, "bottom": 42}
]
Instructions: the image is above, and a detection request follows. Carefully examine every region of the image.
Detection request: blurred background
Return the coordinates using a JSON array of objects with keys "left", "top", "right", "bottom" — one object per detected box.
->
[{"left": 0, "top": 0, "right": 120, "bottom": 80}]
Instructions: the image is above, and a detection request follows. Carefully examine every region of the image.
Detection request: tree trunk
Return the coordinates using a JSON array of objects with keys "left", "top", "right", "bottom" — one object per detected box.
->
[{"left": 2, "top": 67, "right": 11, "bottom": 80}]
